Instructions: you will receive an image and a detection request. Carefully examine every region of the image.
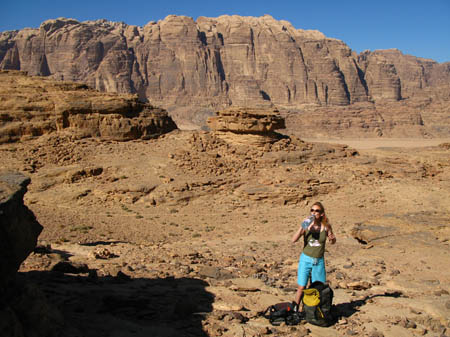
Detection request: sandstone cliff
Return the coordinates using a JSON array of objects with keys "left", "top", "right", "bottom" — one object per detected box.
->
[
  {"left": 1, "top": 15, "right": 449, "bottom": 136},
  {"left": 0, "top": 70, "right": 177, "bottom": 143},
  {"left": 0, "top": 16, "right": 367, "bottom": 107}
]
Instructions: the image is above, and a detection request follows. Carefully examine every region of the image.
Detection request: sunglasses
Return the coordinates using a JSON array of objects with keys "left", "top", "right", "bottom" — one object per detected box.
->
[{"left": 311, "top": 208, "right": 322, "bottom": 213}]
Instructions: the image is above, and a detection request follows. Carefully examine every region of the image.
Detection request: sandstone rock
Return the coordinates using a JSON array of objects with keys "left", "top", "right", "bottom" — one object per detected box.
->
[
  {"left": 361, "top": 49, "right": 450, "bottom": 99},
  {"left": 358, "top": 52, "right": 401, "bottom": 102},
  {"left": 230, "top": 312, "right": 248, "bottom": 323},
  {"left": 207, "top": 107, "right": 285, "bottom": 146},
  {"left": 347, "top": 281, "right": 371, "bottom": 290},
  {"left": 91, "top": 247, "right": 118, "bottom": 259},
  {"left": 0, "top": 172, "right": 63, "bottom": 337},
  {"left": 0, "top": 70, "right": 177, "bottom": 143},
  {"left": 0, "top": 15, "right": 367, "bottom": 108},
  {"left": 50, "top": 261, "right": 89, "bottom": 274},
  {"left": 351, "top": 224, "right": 394, "bottom": 244},
  {"left": 207, "top": 107, "right": 285, "bottom": 133},
  {"left": 212, "top": 302, "right": 244, "bottom": 311},
  {"left": 399, "top": 317, "right": 417, "bottom": 329},
  {"left": 198, "top": 266, "right": 232, "bottom": 280},
  {"left": 230, "top": 277, "right": 264, "bottom": 292},
  {"left": 368, "top": 329, "right": 385, "bottom": 337},
  {"left": 0, "top": 172, "right": 42, "bottom": 288},
  {"left": 1, "top": 16, "right": 448, "bottom": 135},
  {"left": 3, "top": 281, "right": 63, "bottom": 337}
]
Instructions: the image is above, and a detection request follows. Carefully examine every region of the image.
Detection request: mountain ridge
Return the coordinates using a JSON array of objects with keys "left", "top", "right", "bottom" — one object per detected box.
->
[{"left": 1, "top": 15, "right": 449, "bottom": 135}]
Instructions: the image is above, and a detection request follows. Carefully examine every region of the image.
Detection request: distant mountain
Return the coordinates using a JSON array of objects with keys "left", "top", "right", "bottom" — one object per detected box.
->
[{"left": 1, "top": 15, "right": 449, "bottom": 136}]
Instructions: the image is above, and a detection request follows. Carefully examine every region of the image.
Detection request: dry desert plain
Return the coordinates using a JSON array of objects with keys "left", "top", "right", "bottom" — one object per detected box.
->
[{"left": 2, "top": 131, "right": 450, "bottom": 337}]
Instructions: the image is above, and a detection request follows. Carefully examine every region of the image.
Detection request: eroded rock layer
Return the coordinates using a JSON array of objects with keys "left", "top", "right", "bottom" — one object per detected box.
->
[
  {"left": 0, "top": 70, "right": 177, "bottom": 143},
  {"left": 207, "top": 107, "right": 285, "bottom": 133},
  {"left": 1, "top": 15, "right": 449, "bottom": 135},
  {"left": 207, "top": 107, "right": 286, "bottom": 146}
]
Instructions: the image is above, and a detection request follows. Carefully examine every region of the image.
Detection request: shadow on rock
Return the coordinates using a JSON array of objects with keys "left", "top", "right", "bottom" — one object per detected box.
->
[
  {"left": 78, "top": 241, "right": 128, "bottom": 247},
  {"left": 334, "top": 291, "right": 403, "bottom": 319},
  {"left": 17, "top": 268, "right": 214, "bottom": 337}
]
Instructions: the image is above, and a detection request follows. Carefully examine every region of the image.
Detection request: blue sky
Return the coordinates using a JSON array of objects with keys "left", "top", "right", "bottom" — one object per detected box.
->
[{"left": 2, "top": 0, "right": 449, "bottom": 63}]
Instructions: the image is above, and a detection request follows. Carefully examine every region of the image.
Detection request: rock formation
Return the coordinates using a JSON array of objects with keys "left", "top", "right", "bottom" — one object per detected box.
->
[
  {"left": 358, "top": 49, "right": 450, "bottom": 99},
  {"left": 0, "top": 172, "right": 42, "bottom": 287},
  {"left": 0, "top": 16, "right": 366, "bottom": 107},
  {"left": 0, "top": 70, "right": 177, "bottom": 143},
  {"left": 0, "top": 171, "right": 62, "bottom": 337},
  {"left": 0, "top": 15, "right": 449, "bottom": 136},
  {"left": 207, "top": 107, "right": 285, "bottom": 146}
]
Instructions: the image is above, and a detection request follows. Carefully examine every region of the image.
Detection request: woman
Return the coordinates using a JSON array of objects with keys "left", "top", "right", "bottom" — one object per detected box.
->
[{"left": 292, "top": 201, "right": 336, "bottom": 310}]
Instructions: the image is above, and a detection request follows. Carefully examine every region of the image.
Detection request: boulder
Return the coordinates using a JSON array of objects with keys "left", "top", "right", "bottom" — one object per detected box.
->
[
  {"left": 207, "top": 107, "right": 285, "bottom": 146},
  {"left": 0, "top": 172, "right": 64, "bottom": 337},
  {"left": 0, "top": 172, "right": 42, "bottom": 288}
]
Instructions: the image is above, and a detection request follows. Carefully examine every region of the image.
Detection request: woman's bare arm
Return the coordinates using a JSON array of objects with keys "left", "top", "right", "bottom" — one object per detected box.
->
[
  {"left": 292, "top": 225, "right": 305, "bottom": 243},
  {"left": 327, "top": 225, "right": 336, "bottom": 244}
]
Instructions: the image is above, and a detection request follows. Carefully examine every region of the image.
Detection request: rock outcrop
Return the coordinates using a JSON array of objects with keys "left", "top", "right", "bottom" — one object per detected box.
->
[
  {"left": 0, "top": 70, "right": 177, "bottom": 143},
  {"left": 359, "top": 49, "right": 450, "bottom": 99},
  {"left": 0, "top": 172, "right": 42, "bottom": 287},
  {"left": 0, "top": 172, "right": 63, "bottom": 337},
  {"left": 1, "top": 15, "right": 449, "bottom": 135},
  {"left": 207, "top": 107, "right": 286, "bottom": 146}
]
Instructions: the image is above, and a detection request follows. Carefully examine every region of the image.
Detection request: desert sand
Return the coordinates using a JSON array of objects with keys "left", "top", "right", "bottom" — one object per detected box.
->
[
  {"left": 2, "top": 131, "right": 449, "bottom": 337},
  {"left": 303, "top": 138, "right": 450, "bottom": 150}
]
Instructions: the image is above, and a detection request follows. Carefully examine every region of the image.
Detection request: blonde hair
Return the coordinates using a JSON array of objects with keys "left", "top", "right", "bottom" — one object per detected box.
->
[{"left": 312, "top": 201, "right": 331, "bottom": 231}]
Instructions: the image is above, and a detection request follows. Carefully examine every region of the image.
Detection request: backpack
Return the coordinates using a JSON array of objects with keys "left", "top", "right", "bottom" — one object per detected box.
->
[
  {"left": 263, "top": 302, "right": 301, "bottom": 326},
  {"left": 302, "top": 281, "right": 335, "bottom": 327}
]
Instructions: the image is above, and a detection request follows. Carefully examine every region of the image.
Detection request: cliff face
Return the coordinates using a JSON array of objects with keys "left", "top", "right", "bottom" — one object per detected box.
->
[
  {"left": 0, "top": 16, "right": 399, "bottom": 106},
  {"left": 1, "top": 15, "right": 449, "bottom": 135}
]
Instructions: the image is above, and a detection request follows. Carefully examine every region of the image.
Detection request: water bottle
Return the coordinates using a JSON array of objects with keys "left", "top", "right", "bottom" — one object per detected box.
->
[{"left": 301, "top": 215, "right": 315, "bottom": 229}]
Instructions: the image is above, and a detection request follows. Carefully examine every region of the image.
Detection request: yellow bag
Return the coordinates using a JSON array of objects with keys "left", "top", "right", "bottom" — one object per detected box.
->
[
  {"left": 302, "top": 288, "right": 320, "bottom": 307},
  {"left": 302, "top": 288, "right": 324, "bottom": 318},
  {"left": 302, "top": 282, "right": 335, "bottom": 326}
]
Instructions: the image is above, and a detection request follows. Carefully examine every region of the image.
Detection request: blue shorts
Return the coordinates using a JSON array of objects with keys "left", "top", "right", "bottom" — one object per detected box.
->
[{"left": 297, "top": 252, "right": 326, "bottom": 286}]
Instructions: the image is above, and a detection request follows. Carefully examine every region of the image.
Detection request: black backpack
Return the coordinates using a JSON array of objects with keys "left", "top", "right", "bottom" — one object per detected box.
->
[
  {"left": 302, "top": 281, "right": 335, "bottom": 327},
  {"left": 263, "top": 302, "right": 301, "bottom": 326}
]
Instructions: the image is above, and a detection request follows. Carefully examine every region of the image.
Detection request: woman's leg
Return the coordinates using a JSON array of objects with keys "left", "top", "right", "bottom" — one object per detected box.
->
[
  {"left": 294, "top": 285, "right": 305, "bottom": 309},
  {"left": 295, "top": 253, "right": 312, "bottom": 310},
  {"left": 311, "top": 257, "right": 326, "bottom": 283}
]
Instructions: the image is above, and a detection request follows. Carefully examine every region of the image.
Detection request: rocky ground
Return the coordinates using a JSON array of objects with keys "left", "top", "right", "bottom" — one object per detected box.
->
[{"left": 1, "top": 131, "right": 449, "bottom": 337}]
